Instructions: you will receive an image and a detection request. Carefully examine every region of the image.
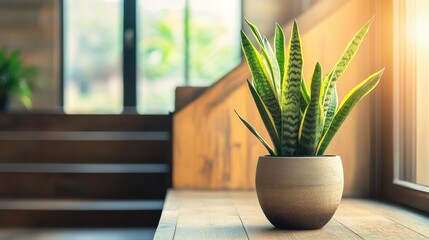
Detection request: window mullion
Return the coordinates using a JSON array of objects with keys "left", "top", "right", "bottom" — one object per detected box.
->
[{"left": 123, "top": 0, "right": 137, "bottom": 111}]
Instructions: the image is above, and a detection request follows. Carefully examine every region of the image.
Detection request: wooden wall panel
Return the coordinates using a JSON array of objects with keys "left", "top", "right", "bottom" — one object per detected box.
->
[
  {"left": 0, "top": 0, "right": 60, "bottom": 110},
  {"left": 173, "top": 66, "right": 267, "bottom": 189},
  {"left": 174, "top": 0, "right": 378, "bottom": 196}
]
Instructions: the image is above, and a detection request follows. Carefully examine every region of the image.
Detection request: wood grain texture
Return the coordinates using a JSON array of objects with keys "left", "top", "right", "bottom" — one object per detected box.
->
[
  {"left": 175, "top": 87, "right": 209, "bottom": 112},
  {"left": 174, "top": 68, "right": 265, "bottom": 190},
  {"left": 230, "top": 192, "right": 361, "bottom": 240},
  {"left": 0, "top": 172, "right": 169, "bottom": 199},
  {"left": 155, "top": 190, "right": 429, "bottom": 239},
  {"left": 0, "top": 114, "right": 171, "bottom": 131},
  {"left": 0, "top": 209, "right": 161, "bottom": 228},
  {"left": 0, "top": 0, "right": 60, "bottom": 109},
  {"left": 173, "top": 0, "right": 376, "bottom": 196},
  {"left": 0, "top": 139, "right": 171, "bottom": 163},
  {"left": 338, "top": 199, "right": 429, "bottom": 238},
  {"left": 0, "top": 114, "right": 172, "bottom": 227}
]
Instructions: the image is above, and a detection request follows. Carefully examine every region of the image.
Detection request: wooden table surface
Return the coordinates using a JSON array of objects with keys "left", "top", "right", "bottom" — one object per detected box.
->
[{"left": 154, "top": 190, "right": 429, "bottom": 239}]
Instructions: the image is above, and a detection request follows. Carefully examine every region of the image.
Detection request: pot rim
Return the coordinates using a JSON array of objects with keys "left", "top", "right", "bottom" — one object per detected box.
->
[{"left": 259, "top": 155, "right": 339, "bottom": 160}]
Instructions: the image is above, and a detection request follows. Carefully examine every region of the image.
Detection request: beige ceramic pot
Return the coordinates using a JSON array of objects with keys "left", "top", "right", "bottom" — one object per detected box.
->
[{"left": 255, "top": 155, "right": 344, "bottom": 230}]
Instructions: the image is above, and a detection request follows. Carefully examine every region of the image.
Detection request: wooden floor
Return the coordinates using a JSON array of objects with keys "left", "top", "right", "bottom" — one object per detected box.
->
[
  {"left": 0, "top": 228, "right": 155, "bottom": 240},
  {"left": 155, "top": 190, "right": 429, "bottom": 239}
]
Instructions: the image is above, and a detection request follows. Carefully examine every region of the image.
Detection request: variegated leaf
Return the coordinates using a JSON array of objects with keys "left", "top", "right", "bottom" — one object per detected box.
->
[
  {"left": 323, "top": 85, "right": 338, "bottom": 134},
  {"left": 245, "top": 19, "right": 280, "bottom": 95},
  {"left": 299, "top": 63, "right": 324, "bottom": 155},
  {"left": 323, "top": 18, "right": 373, "bottom": 115},
  {"left": 317, "top": 69, "right": 384, "bottom": 155},
  {"left": 281, "top": 20, "right": 303, "bottom": 156},
  {"left": 235, "top": 110, "right": 276, "bottom": 156},
  {"left": 247, "top": 80, "right": 281, "bottom": 154},
  {"left": 245, "top": 18, "right": 263, "bottom": 43},
  {"left": 241, "top": 31, "right": 282, "bottom": 135},
  {"left": 300, "top": 76, "right": 310, "bottom": 113},
  {"left": 262, "top": 37, "right": 281, "bottom": 96},
  {"left": 275, "top": 23, "right": 286, "bottom": 97}
]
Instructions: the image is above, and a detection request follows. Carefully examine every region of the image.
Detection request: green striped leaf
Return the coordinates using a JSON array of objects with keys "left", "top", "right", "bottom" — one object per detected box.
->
[
  {"left": 299, "top": 63, "right": 324, "bottom": 155},
  {"left": 245, "top": 19, "right": 280, "bottom": 95},
  {"left": 262, "top": 37, "right": 281, "bottom": 96},
  {"left": 245, "top": 18, "right": 263, "bottom": 43},
  {"left": 323, "top": 18, "right": 373, "bottom": 115},
  {"left": 241, "top": 31, "right": 282, "bottom": 135},
  {"left": 322, "top": 70, "right": 333, "bottom": 97},
  {"left": 317, "top": 68, "right": 384, "bottom": 155},
  {"left": 275, "top": 23, "right": 286, "bottom": 96},
  {"left": 235, "top": 110, "right": 276, "bottom": 156},
  {"left": 300, "top": 76, "right": 310, "bottom": 113},
  {"left": 247, "top": 80, "right": 281, "bottom": 154},
  {"left": 244, "top": 19, "right": 272, "bottom": 83},
  {"left": 323, "top": 85, "right": 338, "bottom": 134},
  {"left": 281, "top": 20, "right": 303, "bottom": 156}
]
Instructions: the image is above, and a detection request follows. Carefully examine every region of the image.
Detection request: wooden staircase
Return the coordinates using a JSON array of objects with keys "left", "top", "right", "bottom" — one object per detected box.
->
[{"left": 0, "top": 114, "right": 171, "bottom": 227}]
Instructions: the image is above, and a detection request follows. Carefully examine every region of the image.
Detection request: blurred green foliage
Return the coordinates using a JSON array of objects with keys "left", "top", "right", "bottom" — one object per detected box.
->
[{"left": 0, "top": 49, "right": 38, "bottom": 109}]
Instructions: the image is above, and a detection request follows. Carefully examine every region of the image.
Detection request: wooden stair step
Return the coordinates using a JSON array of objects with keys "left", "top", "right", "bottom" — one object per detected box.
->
[
  {"left": 0, "top": 199, "right": 164, "bottom": 210},
  {"left": 0, "top": 163, "right": 169, "bottom": 173},
  {"left": 0, "top": 199, "right": 164, "bottom": 227},
  {"left": 0, "top": 228, "right": 156, "bottom": 240},
  {"left": 0, "top": 140, "right": 171, "bottom": 163},
  {"left": 0, "top": 131, "right": 170, "bottom": 141},
  {"left": 0, "top": 164, "right": 170, "bottom": 199},
  {"left": 0, "top": 114, "right": 171, "bottom": 132}
]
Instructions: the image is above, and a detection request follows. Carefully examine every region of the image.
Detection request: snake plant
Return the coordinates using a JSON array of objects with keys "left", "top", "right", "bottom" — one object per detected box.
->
[{"left": 236, "top": 18, "right": 384, "bottom": 156}]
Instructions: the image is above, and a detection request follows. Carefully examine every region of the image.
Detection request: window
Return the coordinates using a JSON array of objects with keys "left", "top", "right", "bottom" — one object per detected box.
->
[
  {"left": 393, "top": 0, "right": 429, "bottom": 190},
  {"left": 379, "top": 0, "right": 429, "bottom": 213},
  {"left": 62, "top": 0, "right": 242, "bottom": 114},
  {"left": 63, "top": 0, "right": 123, "bottom": 113}
]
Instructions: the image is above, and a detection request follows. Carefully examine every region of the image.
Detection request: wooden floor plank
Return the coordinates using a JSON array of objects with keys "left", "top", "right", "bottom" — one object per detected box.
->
[
  {"left": 335, "top": 199, "right": 428, "bottom": 239},
  {"left": 335, "top": 215, "right": 427, "bottom": 239},
  {"left": 341, "top": 199, "right": 429, "bottom": 238},
  {"left": 156, "top": 191, "right": 429, "bottom": 240},
  {"left": 173, "top": 191, "right": 248, "bottom": 240},
  {"left": 231, "top": 192, "right": 361, "bottom": 240},
  {"left": 154, "top": 191, "right": 180, "bottom": 240}
]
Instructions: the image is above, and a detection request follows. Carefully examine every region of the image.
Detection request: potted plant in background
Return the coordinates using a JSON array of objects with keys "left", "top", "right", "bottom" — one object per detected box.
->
[
  {"left": 235, "top": 18, "right": 383, "bottom": 230},
  {"left": 0, "top": 48, "right": 37, "bottom": 111}
]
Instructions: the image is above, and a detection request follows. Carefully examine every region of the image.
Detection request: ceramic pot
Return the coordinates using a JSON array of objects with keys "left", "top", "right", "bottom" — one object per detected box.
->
[{"left": 255, "top": 155, "right": 343, "bottom": 230}]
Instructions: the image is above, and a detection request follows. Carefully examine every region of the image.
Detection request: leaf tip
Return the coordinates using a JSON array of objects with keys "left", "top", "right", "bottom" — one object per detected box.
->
[
  {"left": 234, "top": 109, "right": 242, "bottom": 119},
  {"left": 291, "top": 19, "right": 301, "bottom": 37},
  {"left": 365, "top": 16, "right": 375, "bottom": 28},
  {"left": 376, "top": 68, "right": 385, "bottom": 78}
]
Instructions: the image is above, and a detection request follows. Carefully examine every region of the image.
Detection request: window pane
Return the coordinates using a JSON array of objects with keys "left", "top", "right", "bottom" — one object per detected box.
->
[
  {"left": 394, "top": 0, "right": 429, "bottom": 188},
  {"left": 188, "top": 0, "right": 241, "bottom": 86},
  {"left": 64, "top": 0, "right": 123, "bottom": 113},
  {"left": 137, "top": 0, "right": 242, "bottom": 114},
  {"left": 137, "top": 0, "right": 185, "bottom": 114}
]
